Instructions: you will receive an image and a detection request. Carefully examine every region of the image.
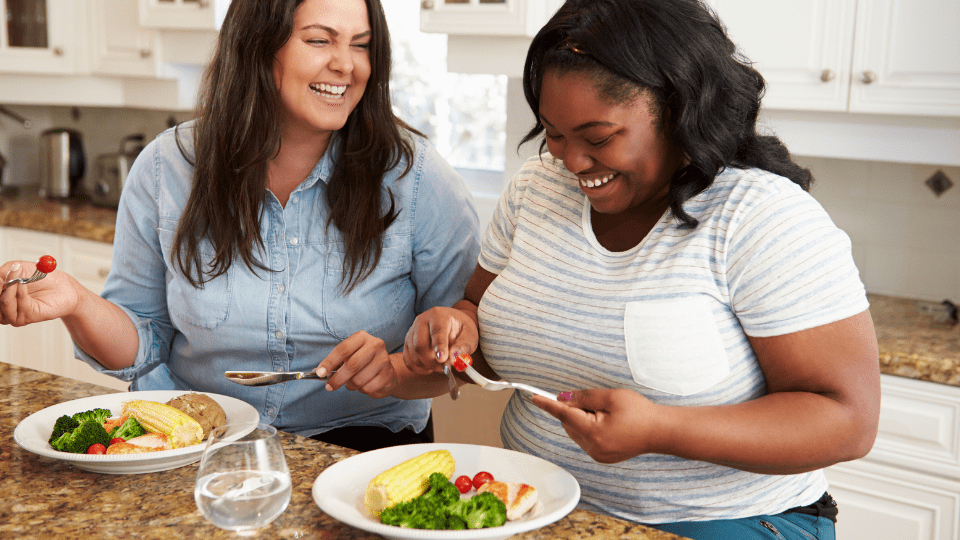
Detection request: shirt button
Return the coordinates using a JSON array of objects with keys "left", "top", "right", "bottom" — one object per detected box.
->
[
  {"left": 266, "top": 408, "right": 276, "bottom": 416},
  {"left": 291, "top": 196, "right": 298, "bottom": 204},
  {"left": 275, "top": 331, "right": 283, "bottom": 339},
  {"left": 278, "top": 284, "right": 285, "bottom": 293},
  {"left": 290, "top": 237, "right": 299, "bottom": 245}
]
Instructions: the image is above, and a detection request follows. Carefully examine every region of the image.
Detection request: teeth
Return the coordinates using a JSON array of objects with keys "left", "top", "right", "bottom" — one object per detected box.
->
[
  {"left": 579, "top": 173, "right": 615, "bottom": 188},
  {"left": 310, "top": 83, "right": 346, "bottom": 97}
]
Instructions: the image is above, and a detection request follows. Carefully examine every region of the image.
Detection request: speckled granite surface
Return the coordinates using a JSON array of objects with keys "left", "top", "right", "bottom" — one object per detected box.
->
[
  {"left": 2, "top": 191, "right": 957, "bottom": 390},
  {"left": 0, "top": 364, "right": 685, "bottom": 539}
]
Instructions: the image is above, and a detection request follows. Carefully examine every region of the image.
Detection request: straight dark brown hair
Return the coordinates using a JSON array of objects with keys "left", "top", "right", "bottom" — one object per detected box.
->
[{"left": 173, "top": 0, "right": 420, "bottom": 292}]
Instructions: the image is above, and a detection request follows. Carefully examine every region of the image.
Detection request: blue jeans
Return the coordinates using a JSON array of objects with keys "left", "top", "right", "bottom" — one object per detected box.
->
[{"left": 649, "top": 512, "right": 835, "bottom": 540}]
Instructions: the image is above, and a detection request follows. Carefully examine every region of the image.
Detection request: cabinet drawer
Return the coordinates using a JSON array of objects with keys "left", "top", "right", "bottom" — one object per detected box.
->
[
  {"left": 868, "top": 374, "right": 960, "bottom": 479},
  {"left": 60, "top": 238, "right": 113, "bottom": 294}
]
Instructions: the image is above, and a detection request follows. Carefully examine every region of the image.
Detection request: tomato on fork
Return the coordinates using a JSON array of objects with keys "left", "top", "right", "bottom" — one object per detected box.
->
[{"left": 36, "top": 255, "right": 57, "bottom": 274}]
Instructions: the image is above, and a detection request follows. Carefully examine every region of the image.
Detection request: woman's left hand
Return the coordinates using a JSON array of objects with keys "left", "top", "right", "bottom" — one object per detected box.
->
[
  {"left": 533, "top": 389, "right": 661, "bottom": 464},
  {"left": 315, "top": 331, "right": 398, "bottom": 399}
]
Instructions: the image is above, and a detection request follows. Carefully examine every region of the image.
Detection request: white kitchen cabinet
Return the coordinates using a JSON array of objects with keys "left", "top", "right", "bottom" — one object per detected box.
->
[
  {"left": 89, "top": 0, "right": 160, "bottom": 77},
  {"left": 137, "top": 0, "right": 229, "bottom": 31},
  {"left": 0, "top": 228, "right": 127, "bottom": 391},
  {"left": 824, "top": 374, "right": 960, "bottom": 540},
  {"left": 420, "top": 0, "right": 563, "bottom": 37},
  {"left": 707, "top": 0, "right": 960, "bottom": 117},
  {"left": 0, "top": 0, "right": 85, "bottom": 74}
]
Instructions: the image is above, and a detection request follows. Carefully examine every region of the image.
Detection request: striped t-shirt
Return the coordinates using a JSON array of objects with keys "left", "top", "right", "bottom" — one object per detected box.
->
[{"left": 477, "top": 154, "right": 869, "bottom": 524}]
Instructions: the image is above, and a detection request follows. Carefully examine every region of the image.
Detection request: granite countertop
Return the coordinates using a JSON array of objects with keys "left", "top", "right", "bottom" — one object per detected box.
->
[
  {"left": 0, "top": 363, "right": 685, "bottom": 540},
  {"left": 1, "top": 191, "right": 958, "bottom": 388}
]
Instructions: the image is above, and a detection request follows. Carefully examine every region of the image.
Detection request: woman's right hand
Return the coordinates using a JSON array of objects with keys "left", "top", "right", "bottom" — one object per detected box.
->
[
  {"left": 402, "top": 305, "right": 479, "bottom": 375},
  {"left": 0, "top": 260, "right": 82, "bottom": 327}
]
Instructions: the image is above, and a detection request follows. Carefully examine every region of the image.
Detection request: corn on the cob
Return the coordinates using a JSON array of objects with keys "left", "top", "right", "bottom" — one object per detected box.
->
[
  {"left": 121, "top": 400, "right": 204, "bottom": 449},
  {"left": 364, "top": 449, "right": 455, "bottom": 516}
]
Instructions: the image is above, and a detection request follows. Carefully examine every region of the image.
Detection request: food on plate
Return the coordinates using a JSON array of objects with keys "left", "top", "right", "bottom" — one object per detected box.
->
[
  {"left": 87, "top": 443, "right": 107, "bottom": 454},
  {"left": 36, "top": 255, "right": 57, "bottom": 274},
  {"left": 454, "top": 475, "right": 472, "bottom": 494},
  {"left": 122, "top": 400, "right": 204, "bottom": 449},
  {"left": 364, "top": 449, "right": 455, "bottom": 517},
  {"left": 106, "top": 415, "right": 148, "bottom": 442},
  {"left": 165, "top": 392, "right": 226, "bottom": 438},
  {"left": 471, "top": 470, "right": 494, "bottom": 490},
  {"left": 106, "top": 432, "right": 174, "bottom": 454},
  {"left": 379, "top": 472, "right": 507, "bottom": 530},
  {"left": 48, "top": 408, "right": 113, "bottom": 454},
  {"left": 477, "top": 481, "right": 539, "bottom": 521}
]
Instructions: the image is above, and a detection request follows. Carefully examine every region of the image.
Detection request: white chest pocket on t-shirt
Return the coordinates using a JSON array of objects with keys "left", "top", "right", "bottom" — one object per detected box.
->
[{"left": 623, "top": 297, "right": 730, "bottom": 396}]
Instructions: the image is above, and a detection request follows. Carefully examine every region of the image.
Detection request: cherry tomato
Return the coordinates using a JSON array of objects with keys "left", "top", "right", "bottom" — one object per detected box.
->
[
  {"left": 472, "top": 471, "right": 494, "bottom": 490},
  {"left": 87, "top": 443, "right": 107, "bottom": 455},
  {"left": 36, "top": 255, "right": 57, "bottom": 274},
  {"left": 454, "top": 475, "right": 472, "bottom": 494},
  {"left": 109, "top": 437, "right": 125, "bottom": 446},
  {"left": 453, "top": 353, "right": 473, "bottom": 372}
]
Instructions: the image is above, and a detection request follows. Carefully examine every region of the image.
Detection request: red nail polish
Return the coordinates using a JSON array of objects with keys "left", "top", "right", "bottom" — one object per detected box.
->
[{"left": 558, "top": 392, "right": 573, "bottom": 402}]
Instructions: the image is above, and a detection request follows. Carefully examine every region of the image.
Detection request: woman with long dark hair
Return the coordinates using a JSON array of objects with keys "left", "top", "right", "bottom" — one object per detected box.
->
[
  {"left": 404, "top": 0, "right": 879, "bottom": 536},
  {"left": 0, "top": 0, "right": 480, "bottom": 452}
]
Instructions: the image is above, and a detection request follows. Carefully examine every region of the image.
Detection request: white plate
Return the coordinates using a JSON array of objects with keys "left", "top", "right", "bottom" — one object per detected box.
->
[
  {"left": 13, "top": 390, "right": 259, "bottom": 474},
  {"left": 312, "top": 443, "right": 580, "bottom": 540}
]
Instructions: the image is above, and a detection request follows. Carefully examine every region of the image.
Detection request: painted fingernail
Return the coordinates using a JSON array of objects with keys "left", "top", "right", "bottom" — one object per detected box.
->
[
  {"left": 558, "top": 392, "right": 573, "bottom": 402},
  {"left": 436, "top": 350, "right": 442, "bottom": 360}
]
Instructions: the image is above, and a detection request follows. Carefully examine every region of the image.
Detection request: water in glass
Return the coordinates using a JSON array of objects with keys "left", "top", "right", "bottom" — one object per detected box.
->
[{"left": 194, "top": 423, "right": 291, "bottom": 531}]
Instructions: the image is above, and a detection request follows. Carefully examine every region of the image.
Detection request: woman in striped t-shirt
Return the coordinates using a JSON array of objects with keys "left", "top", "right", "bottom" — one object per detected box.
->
[{"left": 403, "top": 1, "right": 879, "bottom": 538}]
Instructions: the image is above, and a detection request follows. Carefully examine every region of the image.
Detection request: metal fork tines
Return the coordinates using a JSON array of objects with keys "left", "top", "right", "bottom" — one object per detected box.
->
[
  {"left": 462, "top": 365, "right": 557, "bottom": 401},
  {"left": 2, "top": 270, "right": 47, "bottom": 290}
]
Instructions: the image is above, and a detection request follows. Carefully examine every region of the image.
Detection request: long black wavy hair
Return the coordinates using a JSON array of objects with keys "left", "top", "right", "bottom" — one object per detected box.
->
[
  {"left": 521, "top": 0, "right": 812, "bottom": 228},
  {"left": 174, "top": 0, "right": 419, "bottom": 291}
]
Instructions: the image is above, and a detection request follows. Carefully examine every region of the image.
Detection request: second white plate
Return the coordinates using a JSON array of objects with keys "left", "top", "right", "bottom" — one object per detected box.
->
[
  {"left": 312, "top": 442, "right": 580, "bottom": 540},
  {"left": 13, "top": 390, "right": 259, "bottom": 474}
]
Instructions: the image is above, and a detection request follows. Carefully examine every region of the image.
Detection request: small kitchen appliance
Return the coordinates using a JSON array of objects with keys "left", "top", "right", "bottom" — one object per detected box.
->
[
  {"left": 39, "top": 128, "right": 85, "bottom": 199},
  {"left": 90, "top": 133, "right": 145, "bottom": 208}
]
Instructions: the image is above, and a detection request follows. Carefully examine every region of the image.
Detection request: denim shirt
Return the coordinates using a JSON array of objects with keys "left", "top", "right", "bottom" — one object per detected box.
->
[{"left": 77, "top": 121, "right": 480, "bottom": 437}]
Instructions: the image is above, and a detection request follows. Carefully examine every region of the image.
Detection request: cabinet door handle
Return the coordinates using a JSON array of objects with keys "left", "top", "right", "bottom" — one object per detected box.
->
[
  {"left": 860, "top": 70, "right": 878, "bottom": 84},
  {"left": 140, "top": 49, "right": 152, "bottom": 59},
  {"left": 53, "top": 46, "right": 64, "bottom": 56},
  {"left": 819, "top": 69, "right": 835, "bottom": 82},
  {"left": 422, "top": 0, "right": 435, "bottom": 9},
  {"left": 98, "top": 268, "right": 110, "bottom": 279}
]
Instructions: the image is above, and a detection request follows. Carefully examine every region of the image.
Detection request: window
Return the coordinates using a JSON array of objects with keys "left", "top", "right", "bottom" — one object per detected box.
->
[{"left": 385, "top": 0, "right": 507, "bottom": 173}]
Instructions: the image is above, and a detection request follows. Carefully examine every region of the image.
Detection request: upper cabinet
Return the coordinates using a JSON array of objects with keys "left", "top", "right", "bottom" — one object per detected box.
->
[
  {"left": 420, "top": 0, "right": 563, "bottom": 37},
  {"left": 90, "top": 0, "right": 160, "bottom": 77},
  {"left": 707, "top": 0, "right": 960, "bottom": 117},
  {"left": 138, "top": 0, "right": 230, "bottom": 31},
  {"left": 0, "top": 0, "right": 84, "bottom": 74}
]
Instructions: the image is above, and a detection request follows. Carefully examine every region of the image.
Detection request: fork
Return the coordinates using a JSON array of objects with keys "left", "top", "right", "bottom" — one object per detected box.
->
[
  {"left": 2, "top": 269, "right": 48, "bottom": 290},
  {"left": 460, "top": 362, "right": 557, "bottom": 401}
]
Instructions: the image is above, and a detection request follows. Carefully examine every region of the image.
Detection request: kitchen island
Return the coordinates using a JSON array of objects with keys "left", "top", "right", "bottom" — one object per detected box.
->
[{"left": 0, "top": 362, "right": 685, "bottom": 540}]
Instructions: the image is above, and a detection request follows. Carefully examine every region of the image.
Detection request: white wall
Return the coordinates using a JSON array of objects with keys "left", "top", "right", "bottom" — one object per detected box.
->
[{"left": 802, "top": 157, "right": 960, "bottom": 302}]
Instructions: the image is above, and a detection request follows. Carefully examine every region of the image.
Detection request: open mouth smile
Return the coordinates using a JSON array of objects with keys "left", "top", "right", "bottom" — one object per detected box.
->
[
  {"left": 579, "top": 172, "right": 617, "bottom": 189},
  {"left": 309, "top": 83, "right": 347, "bottom": 99}
]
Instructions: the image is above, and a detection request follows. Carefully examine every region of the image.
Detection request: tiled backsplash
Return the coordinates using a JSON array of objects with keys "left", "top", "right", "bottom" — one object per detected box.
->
[{"left": 799, "top": 156, "right": 960, "bottom": 302}]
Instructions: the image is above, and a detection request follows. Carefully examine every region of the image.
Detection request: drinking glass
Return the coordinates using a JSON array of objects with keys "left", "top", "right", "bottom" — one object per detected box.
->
[{"left": 194, "top": 423, "right": 292, "bottom": 531}]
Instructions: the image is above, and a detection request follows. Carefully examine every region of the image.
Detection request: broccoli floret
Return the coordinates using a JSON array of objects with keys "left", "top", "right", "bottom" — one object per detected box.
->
[
  {"left": 49, "top": 415, "right": 80, "bottom": 444},
  {"left": 380, "top": 496, "right": 448, "bottom": 529},
  {"left": 50, "top": 420, "right": 111, "bottom": 454},
  {"left": 71, "top": 408, "right": 111, "bottom": 425},
  {"left": 449, "top": 491, "right": 507, "bottom": 529},
  {"left": 421, "top": 472, "right": 461, "bottom": 507},
  {"left": 108, "top": 417, "right": 146, "bottom": 441},
  {"left": 380, "top": 473, "right": 507, "bottom": 530}
]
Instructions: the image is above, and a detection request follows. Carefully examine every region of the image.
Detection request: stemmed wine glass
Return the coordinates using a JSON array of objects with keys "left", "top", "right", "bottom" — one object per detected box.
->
[{"left": 194, "top": 423, "right": 291, "bottom": 531}]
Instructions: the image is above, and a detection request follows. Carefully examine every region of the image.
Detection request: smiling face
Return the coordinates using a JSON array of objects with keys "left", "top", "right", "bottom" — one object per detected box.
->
[
  {"left": 274, "top": 0, "right": 371, "bottom": 140},
  {"left": 539, "top": 69, "right": 686, "bottom": 216}
]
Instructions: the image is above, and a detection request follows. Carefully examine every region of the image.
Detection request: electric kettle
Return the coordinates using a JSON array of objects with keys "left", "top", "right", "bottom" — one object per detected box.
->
[{"left": 39, "top": 128, "right": 85, "bottom": 199}]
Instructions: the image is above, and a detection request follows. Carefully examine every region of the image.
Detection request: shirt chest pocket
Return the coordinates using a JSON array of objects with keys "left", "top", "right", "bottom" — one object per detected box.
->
[
  {"left": 623, "top": 297, "right": 729, "bottom": 396},
  {"left": 322, "top": 239, "right": 413, "bottom": 340},
  {"left": 158, "top": 227, "right": 231, "bottom": 330}
]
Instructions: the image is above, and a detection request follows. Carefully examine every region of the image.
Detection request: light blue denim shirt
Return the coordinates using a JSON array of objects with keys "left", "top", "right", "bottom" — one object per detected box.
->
[{"left": 77, "top": 121, "right": 480, "bottom": 437}]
